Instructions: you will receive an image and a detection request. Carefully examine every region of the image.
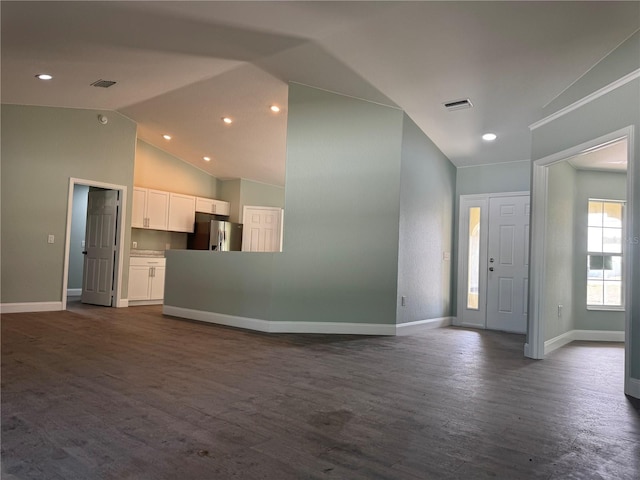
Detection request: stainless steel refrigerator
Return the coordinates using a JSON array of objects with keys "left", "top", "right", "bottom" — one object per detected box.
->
[{"left": 188, "top": 213, "right": 243, "bottom": 251}]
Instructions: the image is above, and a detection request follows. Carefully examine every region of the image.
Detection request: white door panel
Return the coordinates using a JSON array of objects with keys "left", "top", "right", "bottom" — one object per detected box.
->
[
  {"left": 486, "top": 196, "right": 529, "bottom": 333},
  {"left": 242, "top": 206, "right": 282, "bottom": 252},
  {"left": 82, "top": 188, "right": 117, "bottom": 306}
]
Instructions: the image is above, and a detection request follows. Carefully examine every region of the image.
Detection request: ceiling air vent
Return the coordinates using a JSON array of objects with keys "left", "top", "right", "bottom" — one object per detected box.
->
[
  {"left": 90, "top": 79, "right": 117, "bottom": 88},
  {"left": 443, "top": 98, "right": 473, "bottom": 111}
]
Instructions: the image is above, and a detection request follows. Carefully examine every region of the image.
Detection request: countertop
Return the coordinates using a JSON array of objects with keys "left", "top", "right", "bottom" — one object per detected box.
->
[{"left": 130, "top": 249, "right": 165, "bottom": 258}]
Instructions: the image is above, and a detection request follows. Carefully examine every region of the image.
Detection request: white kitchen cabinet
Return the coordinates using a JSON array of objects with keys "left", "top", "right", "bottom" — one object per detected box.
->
[
  {"left": 168, "top": 193, "right": 196, "bottom": 232},
  {"left": 132, "top": 188, "right": 169, "bottom": 230},
  {"left": 196, "top": 196, "right": 230, "bottom": 216},
  {"left": 128, "top": 257, "right": 166, "bottom": 305}
]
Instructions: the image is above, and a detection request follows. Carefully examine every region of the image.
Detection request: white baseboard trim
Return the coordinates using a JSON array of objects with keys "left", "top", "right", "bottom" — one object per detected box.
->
[
  {"left": 67, "top": 288, "right": 82, "bottom": 297},
  {"left": 116, "top": 298, "right": 129, "bottom": 308},
  {"left": 129, "top": 299, "right": 163, "bottom": 307},
  {"left": 545, "top": 329, "right": 625, "bottom": 355},
  {"left": 396, "top": 316, "right": 453, "bottom": 335},
  {"left": 626, "top": 378, "right": 640, "bottom": 399},
  {"left": 163, "top": 305, "right": 397, "bottom": 335},
  {"left": 0, "top": 302, "right": 63, "bottom": 314}
]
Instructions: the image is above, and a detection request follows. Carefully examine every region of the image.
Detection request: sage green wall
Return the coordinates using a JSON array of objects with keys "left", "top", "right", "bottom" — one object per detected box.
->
[
  {"left": 545, "top": 162, "right": 577, "bottom": 341},
  {"left": 238, "top": 179, "right": 285, "bottom": 223},
  {"left": 269, "top": 84, "right": 403, "bottom": 324},
  {"left": 219, "top": 179, "right": 242, "bottom": 223},
  {"left": 1, "top": 105, "right": 137, "bottom": 303},
  {"left": 218, "top": 178, "right": 285, "bottom": 224},
  {"left": 531, "top": 30, "right": 639, "bottom": 379},
  {"left": 68, "top": 185, "right": 89, "bottom": 290},
  {"left": 573, "top": 170, "right": 626, "bottom": 331},
  {"left": 133, "top": 139, "right": 221, "bottom": 251},
  {"left": 165, "top": 83, "right": 405, "bottom": 325},
  {"left": 456, "top": 160, "right": 531, "bottom": 196},
  {"left": 397, "top": 114, "right": 456, "bottom": 324},
  {"left": 134, "top": 139, "right": 219, "bottom": 197}
]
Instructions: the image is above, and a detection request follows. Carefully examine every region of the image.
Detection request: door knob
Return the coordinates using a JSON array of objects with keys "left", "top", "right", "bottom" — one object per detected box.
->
[
  {"left": 82, "top": 251, "right": 88, "bottom": 255},
  {"left": 489, "top": 258, "right": 495, "bottom": 263},
  {"left": 489, "top": 267, "right": 494, "bottom": 272}
]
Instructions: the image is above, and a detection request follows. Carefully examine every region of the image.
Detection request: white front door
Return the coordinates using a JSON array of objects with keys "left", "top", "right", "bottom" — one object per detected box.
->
[
  {"left": 81, "top": 188, "right": 118, "bottom": 306},
  {"left": 242, "top": 206, "right": 282, "bottom": 252},
  {"left": 486, "top": 196, "right": 530, "bottom": 333},
  {"left": 457, "top": 193, "right": 529, "bottom": 332}
]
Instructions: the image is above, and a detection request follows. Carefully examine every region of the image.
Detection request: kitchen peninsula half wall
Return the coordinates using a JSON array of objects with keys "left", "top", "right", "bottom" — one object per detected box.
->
[{"left": 163, "top": 84, "right": 455, "bottom": 335}]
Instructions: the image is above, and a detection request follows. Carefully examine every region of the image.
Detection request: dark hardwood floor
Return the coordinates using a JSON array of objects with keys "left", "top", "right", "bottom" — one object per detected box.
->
[{"left": 2, "top": 304, "right": 639, "bottom": 479}]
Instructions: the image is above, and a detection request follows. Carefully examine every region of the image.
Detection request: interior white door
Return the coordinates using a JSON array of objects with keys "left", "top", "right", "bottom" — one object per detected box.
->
[
  {"left": 81, "top": 188, "right": 118, "bottom": 306},
  {"left": 486, "top": 196, "right": 530, "bottom": 333},
  {"left": 242, "top": 206, "right": 282, "bottom": 252}
]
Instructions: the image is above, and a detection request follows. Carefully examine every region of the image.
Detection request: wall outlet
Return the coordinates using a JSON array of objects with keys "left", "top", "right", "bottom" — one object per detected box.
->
[
  {"left": 47, "top": 234, "right": 55, "bottom": 244},
  {"left": 443, "top": 251, "right": 450, "bottom": 261},
  {"left": 401, "top": 296, "right": 406, "bottom": 307},
  {"left": 558, "top": 304, "right": 563, "bottom": 318},
  {"left": 132, "top": 241, "right": 138, "bottom": 249},
  {"left": 165, "top": 243, "right": 171, "bottom": 250}
]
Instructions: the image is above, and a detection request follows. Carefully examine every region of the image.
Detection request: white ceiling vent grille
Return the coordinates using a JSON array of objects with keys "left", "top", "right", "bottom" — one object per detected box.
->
[
  {"left": 91, "top": 79, "right": 117, "bottom": 88},
  {"left": 443, "top": 98, "right": 473, "bottom": 111}
]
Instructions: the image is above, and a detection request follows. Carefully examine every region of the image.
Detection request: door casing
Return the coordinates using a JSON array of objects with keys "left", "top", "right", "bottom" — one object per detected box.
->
[{"left": 62, "top": 177, "right": 128, "bottom": 310}]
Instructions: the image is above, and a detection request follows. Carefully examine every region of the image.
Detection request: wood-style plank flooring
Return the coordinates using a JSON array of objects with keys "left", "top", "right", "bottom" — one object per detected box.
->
[{"left": 2, "top": 303, "right": 639, "bottom": 479}]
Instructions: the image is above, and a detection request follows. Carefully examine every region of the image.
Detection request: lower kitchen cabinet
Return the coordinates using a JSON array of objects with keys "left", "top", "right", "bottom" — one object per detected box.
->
[{"left": 128, "top": 257, "right": 166, "bottom": 305}]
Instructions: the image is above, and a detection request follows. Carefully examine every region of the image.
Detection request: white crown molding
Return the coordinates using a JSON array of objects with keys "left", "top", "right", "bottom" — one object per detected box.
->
[
  {"left": 0, "top": 302, "right": 63, "bottom": 314},
  {"left": 530, "top": 68, "right": 640, "bottom": 131}
]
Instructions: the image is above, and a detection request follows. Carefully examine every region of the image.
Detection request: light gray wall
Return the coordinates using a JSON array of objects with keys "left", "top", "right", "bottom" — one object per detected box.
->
[
  {"left": 573, "top": 170, "right": 626, "bottom": 331},
  {"left": 166, "top": 83, "right": 405, "bottom": 325},
  {"left": 531, "top": 29, "right": 639, "bottom": 378},
  {"left": 67, "top": 185, "right": 89, "bottom": 290},
  {"left": 1, "top": 105, "right": 137, "bottom": 303},
  {"left": 397, "top": 114, "right": 456, "bottom": 324},
  {"left": 544, "top": 162, "right": 577, "bottom": 341}
]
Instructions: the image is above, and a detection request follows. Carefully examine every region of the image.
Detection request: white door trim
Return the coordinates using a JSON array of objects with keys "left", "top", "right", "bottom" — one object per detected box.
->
[
  {"left": 62, "top": 178, "right": 128, "bottom": 310},
  {"left": 457, "top": 192, "right": 529, "bottom": 329},
  {"left": 528, "top": 126, "right": 634, "bottom": 364}
]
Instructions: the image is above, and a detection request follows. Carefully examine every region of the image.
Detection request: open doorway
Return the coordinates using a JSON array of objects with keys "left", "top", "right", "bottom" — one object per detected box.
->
[
  {"left": 528, "top": 127, "right": 634, "bottom": 396},
  {"left": 62, "top": 178, "right": 128, "bottom": 310}
]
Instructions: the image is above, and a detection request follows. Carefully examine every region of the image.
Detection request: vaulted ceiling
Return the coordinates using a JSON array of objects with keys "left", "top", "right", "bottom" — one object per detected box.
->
[{"left": 2, "top": 1, "right": 638, "bottom": 186}]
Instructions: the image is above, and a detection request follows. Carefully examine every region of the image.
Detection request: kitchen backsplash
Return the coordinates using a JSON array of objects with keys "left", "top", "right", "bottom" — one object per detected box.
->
[{"left": 131, "top": 229, "right": 188, "bottom": 251}]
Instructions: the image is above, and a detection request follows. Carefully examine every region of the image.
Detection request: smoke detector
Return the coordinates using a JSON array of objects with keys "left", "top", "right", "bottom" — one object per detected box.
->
[
  {"left": 443, "top": 98, "right": 473, "bottom": 111},
  {"left": 91, "top": 79, "right": 117, "bottom": 88}
]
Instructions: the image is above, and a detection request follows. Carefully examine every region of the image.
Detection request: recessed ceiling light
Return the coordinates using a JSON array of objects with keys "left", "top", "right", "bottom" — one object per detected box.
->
[
  {"left": 35, "top": 73, "right": 53, "bottom": 80},
  {"left": 162, "top": 134, "right": 172, "bottom": 140},
  {"left": 222, "top": 117, "right": 233, "bottom": 124},
  {"left": 270, "top": 105, "right": 281, "bottom": 113},
  {"left": 203, "top": 156, "right": 211, "bottom": 162},
  {"left": 482, "top": 133, "right": 497, "bottom": 141}
]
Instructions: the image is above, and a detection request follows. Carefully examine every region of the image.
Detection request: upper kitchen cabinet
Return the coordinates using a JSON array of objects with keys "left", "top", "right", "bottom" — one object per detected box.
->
[
  {"left": 168, "top": 192, "right": 196, "bottom": 233},
  {"left": 132, "top": 187, "right": 169, "bottom": 230},
  {"left": 196, "top": 197, "right": 230, "bottom": 216}
]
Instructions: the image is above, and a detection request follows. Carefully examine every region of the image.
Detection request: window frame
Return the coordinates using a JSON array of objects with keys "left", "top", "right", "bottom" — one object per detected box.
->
[{"left": 586, "top": 198, "right": 625, "bottom": 311}]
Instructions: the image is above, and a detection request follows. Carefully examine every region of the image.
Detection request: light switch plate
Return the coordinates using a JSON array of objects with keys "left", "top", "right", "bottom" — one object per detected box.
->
[{"left": 47, "top": 234, "right": 55, "bottom": 244}]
